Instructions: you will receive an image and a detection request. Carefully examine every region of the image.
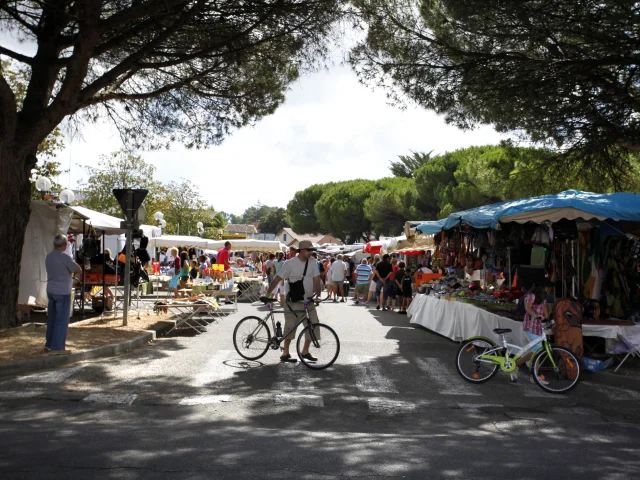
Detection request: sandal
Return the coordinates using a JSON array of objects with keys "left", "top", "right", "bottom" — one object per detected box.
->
[
  {"left": 280, "top": 354, "right": 297, "bottom": 363},
  {"left": 301, "top": 352, "right": 318, "bottom": 362}
]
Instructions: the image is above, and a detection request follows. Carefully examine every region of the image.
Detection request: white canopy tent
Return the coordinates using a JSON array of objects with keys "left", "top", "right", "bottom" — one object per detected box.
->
[
  {"left": 206, "top": 239, "right": 286, "bottom": 252},
  {"left": 69, "top": 206, "right": 125, "bottom": 235},
  {"left": 19, "top": 201, "right": 88, "bottom": 307},
  {"left": 147, "top": 235, "right": 211, "bottom": 249}
]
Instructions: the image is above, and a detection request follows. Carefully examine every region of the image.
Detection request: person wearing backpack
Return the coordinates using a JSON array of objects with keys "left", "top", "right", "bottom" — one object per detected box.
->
[{"left": 396, "top": 263, "right": 413, "bottom": 314}]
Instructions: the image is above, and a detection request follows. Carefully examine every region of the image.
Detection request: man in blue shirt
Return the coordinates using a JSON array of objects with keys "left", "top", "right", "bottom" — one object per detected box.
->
[
  {"left": 45, "top": 234, "right": 81, "bottom": 354},
  {"left": 354, "top": 259, "right": 373, "bottom": 305}
]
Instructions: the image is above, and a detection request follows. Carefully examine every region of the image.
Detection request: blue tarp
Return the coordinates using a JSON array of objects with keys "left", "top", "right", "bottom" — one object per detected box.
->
[{"left": 416, "top": 190, "right": 640, "bottom": 234}]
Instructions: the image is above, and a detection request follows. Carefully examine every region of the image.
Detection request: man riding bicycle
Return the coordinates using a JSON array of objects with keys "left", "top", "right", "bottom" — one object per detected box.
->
[{"left": 265, "top": 240, "right": 322, "bottom": 363}]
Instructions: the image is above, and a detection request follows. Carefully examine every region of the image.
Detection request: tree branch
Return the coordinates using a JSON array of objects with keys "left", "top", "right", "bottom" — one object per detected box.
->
[{"left": 0, "top": 46, "right": 34, "bottom": 66}]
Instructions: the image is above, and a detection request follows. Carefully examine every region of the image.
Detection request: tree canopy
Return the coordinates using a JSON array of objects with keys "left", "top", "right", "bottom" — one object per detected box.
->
[
  {"left": 287, "top": 184, "right": 328, "bottom": 234},
  {"left": 351, "top": 0, "right": 640, "bottom": 185},
  {"left": 0, "top": 1, "right": 343, "bottom": 327},
  {"left": 258, "top": 207, "right": 290, "bottom": 234}
]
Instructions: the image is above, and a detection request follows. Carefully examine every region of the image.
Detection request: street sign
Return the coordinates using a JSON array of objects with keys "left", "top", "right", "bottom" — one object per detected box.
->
[{"left": 113, "top": 189, "right": 148, "bottom": 220}]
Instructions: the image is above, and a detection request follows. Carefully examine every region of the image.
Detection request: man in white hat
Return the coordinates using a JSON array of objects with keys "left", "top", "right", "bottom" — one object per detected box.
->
[{"left": 265, "top": 240, "right": 322, "bottom": 363}]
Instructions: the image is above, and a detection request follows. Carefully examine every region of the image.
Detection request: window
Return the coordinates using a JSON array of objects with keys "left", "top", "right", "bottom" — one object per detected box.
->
[{"left": 283, "top": 234, "right": 287, "bottom": 241}]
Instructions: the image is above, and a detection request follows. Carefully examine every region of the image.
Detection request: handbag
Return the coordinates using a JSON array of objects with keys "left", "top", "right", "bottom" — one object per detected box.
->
[{"left": 286, "top": 259, "right": 309, "bottom": 303}]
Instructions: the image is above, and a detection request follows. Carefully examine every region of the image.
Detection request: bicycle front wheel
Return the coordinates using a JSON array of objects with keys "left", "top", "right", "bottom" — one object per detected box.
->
[
  {"left": 296, "top": 323, "right": 340, "bottom": 370},
  {"left": 233, "top": 316, "right": 271, "bottom": 361},
  {"left": 456, "top": 338, "right": 499, "bottom": 383},
  {"left": 532, "top": 346, "right": 580, "bottom": 393}
]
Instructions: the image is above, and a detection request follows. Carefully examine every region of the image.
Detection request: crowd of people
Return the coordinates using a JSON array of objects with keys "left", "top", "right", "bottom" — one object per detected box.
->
[{"left": 157, "top": 242, "right": 423, "bottom": 313}]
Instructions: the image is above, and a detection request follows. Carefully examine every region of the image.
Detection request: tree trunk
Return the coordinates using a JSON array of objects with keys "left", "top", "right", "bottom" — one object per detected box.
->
[{"left": 0, "top": 148, "right": 34, "bottom": 329}]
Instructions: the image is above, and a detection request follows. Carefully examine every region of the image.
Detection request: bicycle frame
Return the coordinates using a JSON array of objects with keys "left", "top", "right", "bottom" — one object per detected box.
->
[
  {"left": 470, "top": 332, "right": 558, "bottom": 373},
  {"left": 248, "top": 300, "right": 319, "bottom": 348}
]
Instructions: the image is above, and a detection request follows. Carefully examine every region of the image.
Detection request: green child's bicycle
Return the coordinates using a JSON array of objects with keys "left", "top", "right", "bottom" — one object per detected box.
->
[{"left": 455, "top": 320, "right": 581, "bottom": 394}]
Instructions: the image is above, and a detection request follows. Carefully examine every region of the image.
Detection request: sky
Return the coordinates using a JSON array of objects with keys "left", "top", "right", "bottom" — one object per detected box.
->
[{"left": 3, "top": 30, "right": 505, "bottom": 217}]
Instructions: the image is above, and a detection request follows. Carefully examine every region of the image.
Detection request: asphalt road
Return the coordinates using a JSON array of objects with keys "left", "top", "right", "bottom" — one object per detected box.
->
[{"left": 1, "top": 300, "right": 639, "bottom": 479}]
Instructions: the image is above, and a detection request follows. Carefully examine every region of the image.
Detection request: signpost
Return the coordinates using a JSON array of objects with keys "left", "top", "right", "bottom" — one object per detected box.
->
[{"left": 113, "top": 188, "right": 148, "bottom": 326}]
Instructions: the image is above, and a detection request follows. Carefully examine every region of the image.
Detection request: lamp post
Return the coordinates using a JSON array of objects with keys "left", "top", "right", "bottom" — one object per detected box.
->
[
  {"left": 154, "top": 211, "right": 165, "bottom": 234},
  {"left": 197, "top": 221, "right": 204, "bottom": 237},
  {"left": 35, "top": 176, "right": 52, "bottom": 200},
  {"left": 59, "top": 189, "right": 75, "bottom": 205}
]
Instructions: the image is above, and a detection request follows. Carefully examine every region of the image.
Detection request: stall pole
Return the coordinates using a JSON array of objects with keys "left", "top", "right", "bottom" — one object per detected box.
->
[
  {"left": 81, "top": 219, "right": 86, "bottom": 318},
  {"left": 561, "top": 242, "right": 566, "bottom": 298},
  {"left": 101, "top": 232, "right": 106, "bottom": 317},
  {"left": 571, "top": 240, "right": 576, "bottom": 297},
  {"left": 507, "top": 247, "right": 512, "bottom": 289}
]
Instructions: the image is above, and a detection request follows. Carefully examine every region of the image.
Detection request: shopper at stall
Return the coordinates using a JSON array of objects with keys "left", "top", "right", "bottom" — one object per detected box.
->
[
  {"left": 374, "top": 254, "right": 393, "bottom": 310},
  {"left": 179, "top": 251, "right": 190, "bottom": 291},
  {"left": 354, "top": 259, "right": 374, "bottom": 305},
  {"left": 330, "top": 255, "right": 347, "bottom": 302},
  {"left": 216, "top": 241, "right": 234, "bottom": 304},
  {"left": 265, "top": 253, "right": 276, "bottom": 285},
  {"left": 395, "top": 262, "right": 413, "bottom": 314},
  {"left": 45, "top": 234, "right": 81, "bottom": 354},
  {"left": 168, "top": 247, "right": 181, "bottom": 298},
  {"left": 511, "top": 285, "right": 549, "bottom": 384},
  {"left": 384, "top": 258, "right": 399, "bottom": 311},
  {"left": 274, "top": 251, "right": 286, "bottom": 305}
]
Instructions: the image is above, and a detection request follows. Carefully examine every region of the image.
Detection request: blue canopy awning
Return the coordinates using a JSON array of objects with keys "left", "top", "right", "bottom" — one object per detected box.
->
[
  {"left": 415, "top": 219, "right": 448, "bottom": 235},
  {"left": 416, "top": 190, "right": 640, "bottom": 233}
]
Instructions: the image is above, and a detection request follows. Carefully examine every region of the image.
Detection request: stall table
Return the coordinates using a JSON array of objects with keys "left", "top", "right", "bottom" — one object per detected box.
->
[
  {"left": 235, "top": 277, "right": 266, "bottom": 303},
  {"left": 154, "top": 301, "right": 220, "bottom": 333},
  {"left": 408, "top": 293, "right": 527, "bottom": 346}
]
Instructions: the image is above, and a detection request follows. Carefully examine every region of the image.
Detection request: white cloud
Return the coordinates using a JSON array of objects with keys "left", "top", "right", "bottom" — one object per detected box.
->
[{"left": 49, "top": 61, "right": 504, "bottom": 216}]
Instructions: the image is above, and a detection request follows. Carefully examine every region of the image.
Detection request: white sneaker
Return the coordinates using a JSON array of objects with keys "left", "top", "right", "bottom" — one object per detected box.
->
[
  {"left": 530, "top": 375, "right": 549, "bottom": 386},
  {"left": 509, "top": 371, "right": 519, "bottom": 383}
]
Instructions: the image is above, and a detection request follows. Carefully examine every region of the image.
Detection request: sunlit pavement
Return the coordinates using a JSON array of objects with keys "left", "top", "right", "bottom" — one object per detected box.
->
[{"left": 0, "top": 300, "right": 639, "bottom": 479}]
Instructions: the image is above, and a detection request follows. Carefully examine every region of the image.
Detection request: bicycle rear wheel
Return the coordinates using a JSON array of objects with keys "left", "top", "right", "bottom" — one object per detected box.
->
[
  {"left": 296, "top": 323, "right": 340, "bottom": 370},
  {"left": 233, "top": 316, "right": 271, "bottom": 361},
  {"left": 456, "top": 338, "right": 499, "bottom": 383},
  {"left": 532, "top": 346, "right": 580, "bottom": 393}
]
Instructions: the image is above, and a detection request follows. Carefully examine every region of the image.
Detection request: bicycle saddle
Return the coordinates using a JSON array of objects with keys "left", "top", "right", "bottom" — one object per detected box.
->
[{"left": 493, "top": 328, "right": 512, "bottom": 334}]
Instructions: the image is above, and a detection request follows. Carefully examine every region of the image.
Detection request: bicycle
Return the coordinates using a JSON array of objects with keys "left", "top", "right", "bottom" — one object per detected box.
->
[
  {"left": 232, "top": 296, "right": 340, "bottom": 369},
  {"left": 455, "top": 320, "right": 581, "bottom": 394}
]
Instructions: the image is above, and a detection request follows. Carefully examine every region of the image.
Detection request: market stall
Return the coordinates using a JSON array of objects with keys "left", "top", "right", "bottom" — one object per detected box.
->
[
  {"left": 206, "top": 239, "right": 285, "bottom": 252},
  {"left": 409, "top": 190, "right": 640, "bottom": 369}
]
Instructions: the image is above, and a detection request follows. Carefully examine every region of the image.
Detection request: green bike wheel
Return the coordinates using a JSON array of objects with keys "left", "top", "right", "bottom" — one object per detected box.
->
[
  {"left": 456, "top": 338, "right": 499, "bottom": 383},
  {"left": 532, "top": 345, "right": 581, "bottom": 394}
]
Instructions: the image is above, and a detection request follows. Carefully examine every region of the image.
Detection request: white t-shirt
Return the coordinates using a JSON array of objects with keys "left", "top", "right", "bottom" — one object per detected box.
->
[
  {"left": 419, "top": 267, "right": 433, "bottom": 274},
  {"left": 331, "top": 259, "right": 346, "bottom": 281},
  {"left": 160, "top": 253, "right": 166, "bottom": 263},
  {"left": 278, "top": 256, "right": 320, "bottom": 299}
]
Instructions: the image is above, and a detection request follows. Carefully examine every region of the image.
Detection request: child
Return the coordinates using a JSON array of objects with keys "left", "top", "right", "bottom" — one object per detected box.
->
[{"left": 397, "top": 266, "right": 413, "bottom": 314}]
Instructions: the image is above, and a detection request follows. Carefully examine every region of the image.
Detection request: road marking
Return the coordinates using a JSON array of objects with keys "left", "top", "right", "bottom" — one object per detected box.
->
[
  {"left": 348, "top": 356, "right": 398, "bottom": 393},
  {"left": 0, "top": 390, "right": 44, "bottom": 399},
  {"left": 83, "top": 393, "right": 137, "bottom": 405},
  {"left": 415, "top": 357, "right": 481, "bottom": 396},
  {"left": 192, "top": 350, "right": 236, "bottom": 387},
  {"left": 179, "top": 395, "right": 233, "bottom": 405},
  {"left": 368, "top": 397, "right": 416, "bottom": 415},
  {"left": 583, "top": 381, "right": 640, "bottom": 401},
  {"left": 275, "top": 393, "right": 324, "bottom": 407},
  {"left": 17, "top": 365, "right": 85, "bottom": 384}
]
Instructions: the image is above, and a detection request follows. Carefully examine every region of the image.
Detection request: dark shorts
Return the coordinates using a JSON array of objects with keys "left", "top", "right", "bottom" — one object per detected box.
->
[
  {"left": 384, "top": 283, "right": 396, "bottom": 299},
  {"left": 401, "top": 288, "right": 412, "bottom": 298}
]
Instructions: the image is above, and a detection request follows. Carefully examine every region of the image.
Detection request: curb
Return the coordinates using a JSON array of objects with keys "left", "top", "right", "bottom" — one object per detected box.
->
[{"left": 0, "top": 320, "right": 176, "bottom": 378}]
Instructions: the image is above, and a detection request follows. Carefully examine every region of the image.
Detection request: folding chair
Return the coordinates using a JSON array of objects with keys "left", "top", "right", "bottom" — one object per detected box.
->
[{"left": 614, "top": 336, "right": 640, "bottom": 372}]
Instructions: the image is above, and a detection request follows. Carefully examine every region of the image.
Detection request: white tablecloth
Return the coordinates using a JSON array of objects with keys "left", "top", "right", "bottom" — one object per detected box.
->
[
  {"left": 408, "top": 294, "right": 640, "bottom": 349},
  {"left": 408, "top": 294, "right": 527, "bottom": 346},
  {"left": 582, "top": 324, "right": 640, "bottom": 346}
]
